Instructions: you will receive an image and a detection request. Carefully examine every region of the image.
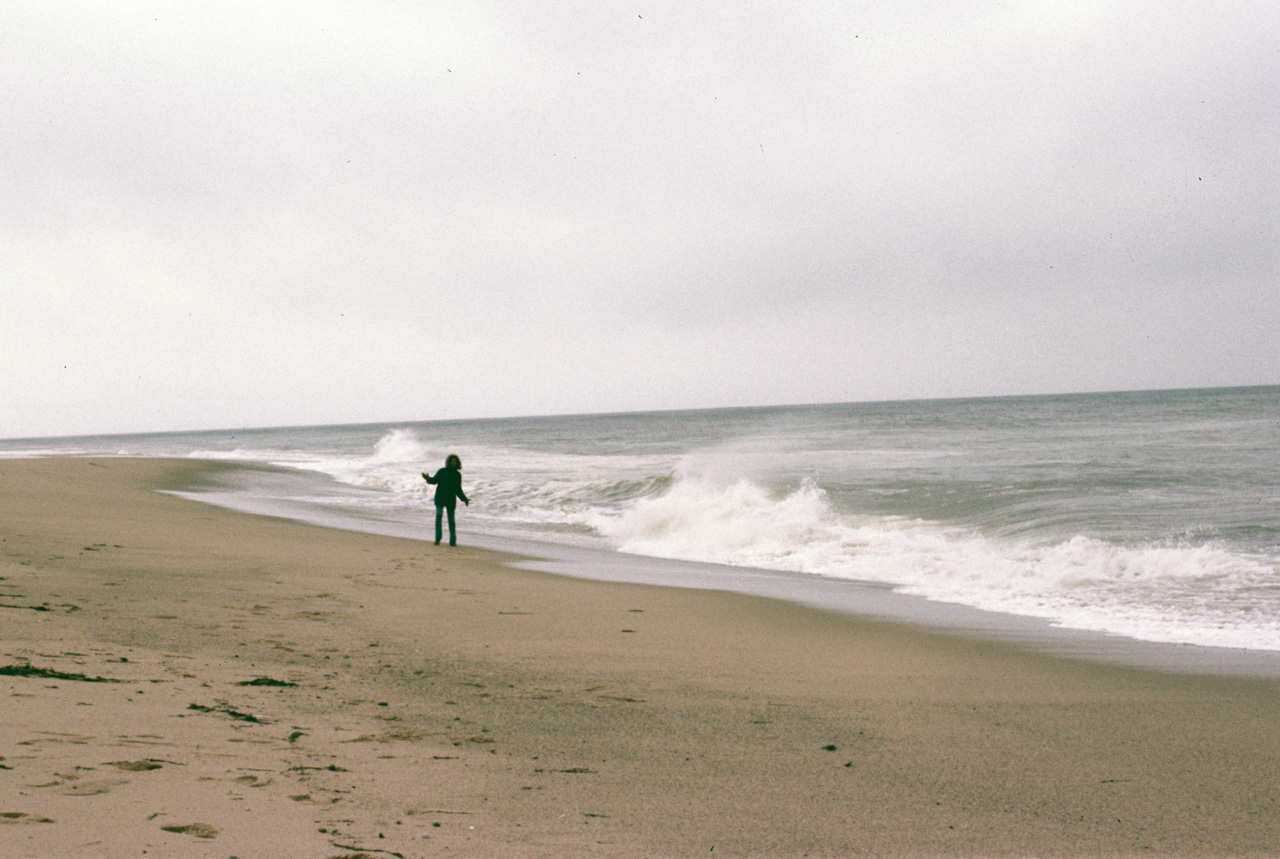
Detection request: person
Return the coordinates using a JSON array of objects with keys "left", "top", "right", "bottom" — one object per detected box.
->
[{"left": 422, "top": 454, "right": 469, "bottom": 546}]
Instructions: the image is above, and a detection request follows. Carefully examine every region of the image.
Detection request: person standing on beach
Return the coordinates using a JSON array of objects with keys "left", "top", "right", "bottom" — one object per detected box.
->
[{"left": 422, "top": 454, "right": 469, "bottom": 546}]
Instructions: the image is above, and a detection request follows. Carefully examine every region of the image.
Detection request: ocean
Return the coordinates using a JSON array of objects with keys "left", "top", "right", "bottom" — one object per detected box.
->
[{"left": 5, "top": 386, "right": 1278, "bottom": 656}]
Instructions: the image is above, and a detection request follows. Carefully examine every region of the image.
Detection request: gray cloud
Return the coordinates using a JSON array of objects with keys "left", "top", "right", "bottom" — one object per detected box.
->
[{"left": 2, "top": 1, "right": 1277, "bottom": 437}]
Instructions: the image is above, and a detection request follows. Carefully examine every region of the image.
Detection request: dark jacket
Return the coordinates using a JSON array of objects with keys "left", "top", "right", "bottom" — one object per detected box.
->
[{"left": 426, "top": 466, "right": 468, "bottom": 508}]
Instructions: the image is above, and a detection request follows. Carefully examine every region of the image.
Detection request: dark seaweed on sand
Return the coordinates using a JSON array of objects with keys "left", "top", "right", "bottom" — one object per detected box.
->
[
  {"left": 235, "top": 676, "right": 298, "bottom": 687},
  {"left": 0, "top": 663, "right": 120, "bottom": 682},
  {"left": 328, "top": 846, "right": 406, "bottom": 859},
  {"left": 187, "top": 702, "right": 265, "bottom": 723}
]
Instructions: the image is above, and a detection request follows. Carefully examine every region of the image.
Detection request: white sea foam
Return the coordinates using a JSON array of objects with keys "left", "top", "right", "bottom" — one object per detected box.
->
[
  {"left": 187, "top": 447, "right": 282, "bottom": 462},
  {"left": 0, "top": 447, "right": 72, "bottom": 458},
  {"left": 596, "top": 473, "right": 1280, "bottom": 650},
  {"left": 367, "top": 428, "right": 438, "bottom": 466},
  {"left": 187, "top": 430, "right": 442, "bottom": 501}
]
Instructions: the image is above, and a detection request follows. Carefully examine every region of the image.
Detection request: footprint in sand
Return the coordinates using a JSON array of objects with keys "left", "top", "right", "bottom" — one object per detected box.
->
[
  {"left": 106, "top": 760, "right": 163, "bottom": 772},
  {"left": 61, "top": 777, "right": 128, "bottom": 796}
]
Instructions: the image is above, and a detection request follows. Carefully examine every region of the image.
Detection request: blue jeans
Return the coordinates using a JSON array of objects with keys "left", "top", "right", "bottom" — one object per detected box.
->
[{"left": 435, "top": 504, "right": 456, "bottom": 546}]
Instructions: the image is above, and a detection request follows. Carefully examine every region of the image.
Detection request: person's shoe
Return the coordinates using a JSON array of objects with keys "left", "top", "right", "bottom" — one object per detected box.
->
[{"left": 434, "top": 540, "right": 440, "bottom": 546}]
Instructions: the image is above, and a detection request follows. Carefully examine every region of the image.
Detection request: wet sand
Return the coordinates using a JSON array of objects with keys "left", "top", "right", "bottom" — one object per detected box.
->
[{"left": 2, "top": 457, "right": 1279, "bottom": 857}]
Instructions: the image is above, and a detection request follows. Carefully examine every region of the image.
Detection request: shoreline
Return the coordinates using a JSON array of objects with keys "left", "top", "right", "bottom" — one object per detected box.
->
[
  {"left": 3, "top": 457, "right": 1280, "bottom": 856},
  {"left": 170, "top": 456, "right": 1280, "bottom": 678}
]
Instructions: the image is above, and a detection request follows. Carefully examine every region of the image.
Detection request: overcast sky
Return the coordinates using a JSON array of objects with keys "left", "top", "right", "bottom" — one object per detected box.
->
[{"left": 3, "top": 2, "right": 1277, "bottom": 438}]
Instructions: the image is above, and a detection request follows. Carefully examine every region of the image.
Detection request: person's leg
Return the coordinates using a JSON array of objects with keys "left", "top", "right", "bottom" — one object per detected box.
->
[
  {"left": 446, "top": 504, "right": 457, "bottom": 546},
  {"left": 434, "top": 505, "right": 443, "bottom": 545}
]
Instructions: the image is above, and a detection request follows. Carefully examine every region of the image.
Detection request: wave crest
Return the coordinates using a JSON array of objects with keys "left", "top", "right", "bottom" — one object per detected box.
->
[
  {"left": 596, "top": 473, "right": 1280, "bottom": 649},
  {"left": 601, "top": 477, "right": 834, "bottom": 567},
  {"left": 369, "top": 429, "right": 436, "bottom": 465}
]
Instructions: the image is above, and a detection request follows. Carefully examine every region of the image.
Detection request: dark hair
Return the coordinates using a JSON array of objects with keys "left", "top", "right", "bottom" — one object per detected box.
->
[{"left": 446, "top": 454, "right": 462, "bottom": 469}]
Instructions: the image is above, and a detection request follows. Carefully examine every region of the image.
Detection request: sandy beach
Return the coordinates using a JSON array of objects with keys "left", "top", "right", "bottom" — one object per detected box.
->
[{"left": 2, "top": 458, "right": 1278, "bottom": 857}]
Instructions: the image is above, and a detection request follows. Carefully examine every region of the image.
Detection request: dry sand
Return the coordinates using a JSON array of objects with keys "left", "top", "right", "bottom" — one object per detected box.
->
[{"left": 2, "top": 457, "right": 1279, "bottom": 858}]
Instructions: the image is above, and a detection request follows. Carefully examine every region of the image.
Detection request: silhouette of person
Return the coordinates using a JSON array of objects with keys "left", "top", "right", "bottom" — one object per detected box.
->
[{"left": 422, "top": 454, "right": 469, "bottom": 546}]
